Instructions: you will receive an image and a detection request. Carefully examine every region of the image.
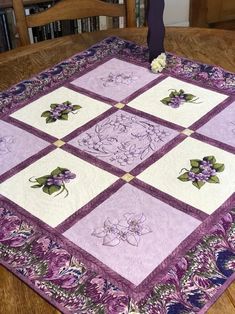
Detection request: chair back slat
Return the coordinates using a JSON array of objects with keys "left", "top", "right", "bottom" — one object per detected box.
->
[
  {"left": 13, "top": 0, "right": 31, "bottom": 46},
  {"left": 12, "top": 0, "right": 136, "bottom": 46},
  {"left": 27, "top": 0, "right": 125, "bottom": 27}
]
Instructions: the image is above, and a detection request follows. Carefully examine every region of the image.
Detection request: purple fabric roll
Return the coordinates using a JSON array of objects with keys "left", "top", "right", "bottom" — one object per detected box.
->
[{"left": 147, "top": 0, "right": 165, "bottom": 63}]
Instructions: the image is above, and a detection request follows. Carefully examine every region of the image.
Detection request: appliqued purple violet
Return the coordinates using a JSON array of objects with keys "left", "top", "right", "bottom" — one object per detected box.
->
[
  {"left": 41, "top": 101, "right": 82, "bottom": 123},
  {"left": 29, "top": 167, "right": 76, "bottom": 197},
  {"left": 178, "top": 156, "right": 225, "bottom": 189},
  {"left": 161, "top": 89, "right": 201, "bottom": 108}
]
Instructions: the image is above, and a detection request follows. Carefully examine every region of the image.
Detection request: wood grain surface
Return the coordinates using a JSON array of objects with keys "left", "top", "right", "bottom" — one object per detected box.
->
[{"left": 0, "top": 26, "right": 235, "bottom": 314}]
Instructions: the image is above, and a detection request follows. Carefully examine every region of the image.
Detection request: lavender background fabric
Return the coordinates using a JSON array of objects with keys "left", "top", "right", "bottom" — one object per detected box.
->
[
  {"left": 71, "top": 58, "right": 159, "bottom": 102},
  {"left": 63, "top": 184, "right": 200, "bottom": 286},
  {"left": 198, "top": 101, "right": 235, "bottom": 147},
  {"left": 0, "top": 120, "right": 49, "bottom": 175}
]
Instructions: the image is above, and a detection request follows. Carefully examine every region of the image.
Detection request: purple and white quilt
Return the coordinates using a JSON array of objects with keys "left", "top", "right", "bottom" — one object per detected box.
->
[{"left": 0, "top": 37, "right": 235, "bottom": 314}]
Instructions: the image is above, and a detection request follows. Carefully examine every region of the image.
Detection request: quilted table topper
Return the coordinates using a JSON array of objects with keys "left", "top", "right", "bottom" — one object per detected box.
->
[{"left": 0, "top": 37, "right": 235, "bottom": 314}]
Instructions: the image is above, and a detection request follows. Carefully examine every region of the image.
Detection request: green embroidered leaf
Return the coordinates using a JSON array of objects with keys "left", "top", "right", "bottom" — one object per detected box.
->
[
  {"left": 46, "top": 117, "right": 56, "bottom": 124},
  {"left": 41, "top": 111, "right": 51, "bottom": 118},
  {"left": 50, "top": 103, "right": 58, "bottom": 109},
  {"left": 203, "top": 156, "right": 216, "bottom": 164},
  {"left": 64, "top": 101, "right": 71, "bottom": 105},
  {"left": 43, "top": 185, "right": 61, "bottom": 195},
  {"left": 58, "top": 167, "right": 68, "bottom": 172},
  {"left": 51, "top": 167, "right": 63, "bottom": 176},
  {"left": 59, "top": 113, "right": 68, "bottom": 120},
  {"left": 170, "top": 90, "right": 178, "bottom": 97},
  {"left": 161, "top": 97, "right": 171, "bottom": 105},
  {"left": 50, "top": 167, "right": 68, "bottom": 176},
  {"left": 190, "top": 167, "right": 200, "bottom": 174},
  {"left": 30, "top": 184, "right": 42, "bottom": 188},
  {"left": 178, "top": 172, "right": 189, "bottom": 182},
  {"left": 208, "top": 176, "right": 220, "bottom": 184},
  {"left": 213, "top": 163, "right": 225, "bottom": 172},
  {"left": 36, "top": 176, "right": 50, "bottom": 185},
  {"left": 72, "top": 105, "right": 82, "bottom": 110},
  {"left": 192, "top": 180, "right": 205, "bottom": 189},
  {"left": 190, "top": 159, "right": 201, "bottom": 168},
  {"left": 185, "top": 94, "right": 196, "bottom": 101},
  {"left": 61, "top": 109, "right": 71, "bottom": 114}
]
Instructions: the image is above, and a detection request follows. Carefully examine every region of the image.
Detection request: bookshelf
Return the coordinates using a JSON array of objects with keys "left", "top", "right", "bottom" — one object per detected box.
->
[
  {"left": 0, "top": 0, "right": 146, "bottom": 52},
  {"left": 0, "top": 0, "right": 52, "bottom": 8}
]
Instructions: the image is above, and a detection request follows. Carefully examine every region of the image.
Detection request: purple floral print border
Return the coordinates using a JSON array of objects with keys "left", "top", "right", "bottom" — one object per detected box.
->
[
  {"left": 0, "top": 36, "right": 235, "bottom": 117},
  {"left": 0, "top": 195, "right": 235, "bottom": 314}
]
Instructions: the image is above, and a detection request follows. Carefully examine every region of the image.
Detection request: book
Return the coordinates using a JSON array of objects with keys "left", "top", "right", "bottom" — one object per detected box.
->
[
  {"left": 0, "top": 12, "right": 8, "bottom": 52},
  {"left": 1, "top": 11, "right": 11, "bottom": 50}
]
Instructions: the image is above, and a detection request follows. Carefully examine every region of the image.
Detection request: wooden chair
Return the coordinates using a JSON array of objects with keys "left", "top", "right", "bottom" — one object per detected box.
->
[
  {"left": 12, "top": 0, "right": 136, "bottom": 46},
  {"left": 190, "top": 0, "right": 235, "bottom": 29}
]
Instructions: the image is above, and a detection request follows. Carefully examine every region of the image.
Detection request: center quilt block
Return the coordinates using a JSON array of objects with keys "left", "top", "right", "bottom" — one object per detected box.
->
[
  {"left": 69, "top": 110, "right": 179, "bottom": 172},
  {"left": 0, "top": 37, "right": 235, "bottom": 314}
]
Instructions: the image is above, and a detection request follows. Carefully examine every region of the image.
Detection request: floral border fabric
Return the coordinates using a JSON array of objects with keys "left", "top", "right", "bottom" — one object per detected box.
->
[{"left": 0, "top": 204, "right": 234, "bottom": 313}]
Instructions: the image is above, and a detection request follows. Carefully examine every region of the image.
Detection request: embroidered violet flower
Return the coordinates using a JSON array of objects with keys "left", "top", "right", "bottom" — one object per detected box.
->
[
  {"left": 161, "top": 89, "right": 200, "bottom": 109},
  {"left": 57, "top": 103, "right": 72, "bottom": 111},
  {"left": 41, "top": 101, "right": 81, "bottom": 123},
  {"left": 195, "top": 173, "right": 209, "bottom": 183},
  {"left": 63, "top": 170, "right": 76, "bottom": 181},
  {"left": 178, "top": 156, "right": 225, "bottom": 189},
  {"left": 200, "top": 160, "right": 212, "bottom": 169},
  {"left": 201, "top": 168, "right": 217, "bottom": 177},
  {"left": 29, "top": 167, "right": 76, "bottom": 197},
  {"left": 51, "top": 110, "right": 61, "bottom": 119},
  {"left": 46, "top": 176, "right": 64, "bottom": 187},
  {"left": 188, "top": 171, "right": 196, "bottom": 182},
  {"left": 169, "top": 95, "right": 185, "bottom": 108}
]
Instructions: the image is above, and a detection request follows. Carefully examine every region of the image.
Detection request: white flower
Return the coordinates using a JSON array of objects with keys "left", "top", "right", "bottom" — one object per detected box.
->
[{"left": 151, "top": 53, "right": 167, "bottom": 73}]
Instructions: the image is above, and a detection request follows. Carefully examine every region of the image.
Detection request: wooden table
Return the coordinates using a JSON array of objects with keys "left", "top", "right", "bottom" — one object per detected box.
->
[
  {"left": 0, "top": 27, "right": 235, "bottom": 314},
  {"left": 0, "top": 27, "right": 235, "bottom": 91}
]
